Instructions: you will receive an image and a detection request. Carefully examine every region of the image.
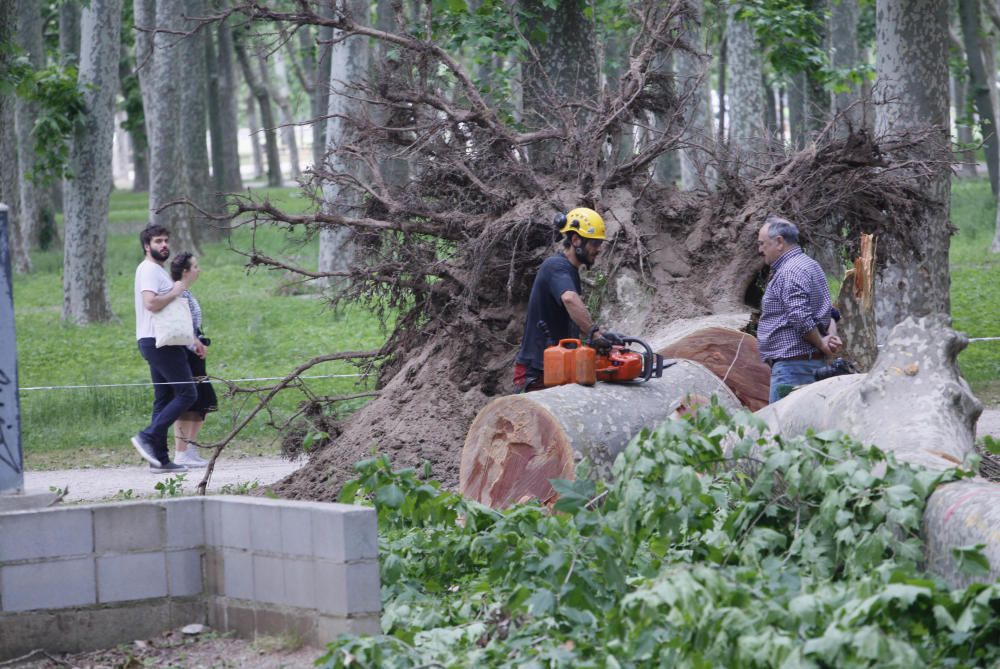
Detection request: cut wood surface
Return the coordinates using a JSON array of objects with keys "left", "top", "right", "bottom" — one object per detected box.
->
[
  {"left": 460, "top": 360, "right": 742, "bottom": 508},
  {"left": 657, "top": 326, "right": 770, "bottom": 410},
  {"left": 754, "top": 315, "right": 997, "bottom": 585}
]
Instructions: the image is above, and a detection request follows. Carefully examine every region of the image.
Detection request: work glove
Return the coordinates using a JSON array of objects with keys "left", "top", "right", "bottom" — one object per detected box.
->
[{"left": 600, "top": 330, "right": 624, "bottom": 346}]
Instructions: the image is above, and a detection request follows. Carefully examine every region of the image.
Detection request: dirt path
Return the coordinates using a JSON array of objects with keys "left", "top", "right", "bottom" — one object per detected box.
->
[{"left": 23, "top": 456, "right": 304, "bottom": 502}]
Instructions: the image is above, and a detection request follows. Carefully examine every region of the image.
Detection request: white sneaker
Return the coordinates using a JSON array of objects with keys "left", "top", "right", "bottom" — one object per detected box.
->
[{"left": 175, "top": 449, "right": 209, "bottom": 468}]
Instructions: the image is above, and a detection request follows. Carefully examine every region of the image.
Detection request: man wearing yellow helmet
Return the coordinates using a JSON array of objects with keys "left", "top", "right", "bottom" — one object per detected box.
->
[{"left": 513, "top": 207, "right": 611, "bottom": 393}]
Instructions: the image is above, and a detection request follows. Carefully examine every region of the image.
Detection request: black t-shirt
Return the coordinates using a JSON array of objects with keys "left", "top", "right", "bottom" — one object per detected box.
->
[{"left": 516, "top": 254, "right": 582, "bottom": 371}]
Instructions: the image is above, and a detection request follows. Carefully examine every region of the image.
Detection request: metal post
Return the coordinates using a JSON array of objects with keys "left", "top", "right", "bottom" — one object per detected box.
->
[{"left": 0, "top": 203, "right": 24, "bottom": 494}]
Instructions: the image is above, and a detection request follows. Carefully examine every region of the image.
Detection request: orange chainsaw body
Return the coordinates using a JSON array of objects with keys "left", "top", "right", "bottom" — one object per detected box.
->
[{"left": 594, "top": 346, "right": 645, "bottom": 382}]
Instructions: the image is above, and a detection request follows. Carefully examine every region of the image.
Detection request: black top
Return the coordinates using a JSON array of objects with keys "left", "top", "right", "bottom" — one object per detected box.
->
[{"left": 516, "top": 254, "right": 582, "bottom": 371}]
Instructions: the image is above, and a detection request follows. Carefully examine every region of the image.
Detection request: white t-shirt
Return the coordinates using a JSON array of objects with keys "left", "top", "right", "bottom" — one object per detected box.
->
[{"left": 135, "top": 259, "right": 174, "bottom": 340}]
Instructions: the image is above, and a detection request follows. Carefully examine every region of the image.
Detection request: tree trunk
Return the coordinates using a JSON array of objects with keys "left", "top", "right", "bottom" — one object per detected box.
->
[
  {"left": 264, "top": 49, "right": 300, "bottom": 179},
  {"left": 460, "top": 360, "right": 742, "bottom": 508},
  {"left": 873, "top": 0, "right": 951, "bottom": 339},
  {"left": 178, "top": 0, "right": 211, "bottom": 246},
  {"left": 952, "top": 73, "right": 979, "bottom": 178},
  {"left": 137, "top": 0, "right": 193, "bottom": 248},
  {"left": 676, "top": 0, "right": 714, "bottom": 191},
  {"left": 725, "top": 5, "right": 766, "bottom": 162},
  {"left": 14, "top": 0, "right": 44, "bottom": 252},
  {"left": 716, "top": 34, "right": 726, "bottom": 144},
  {"left": 247, "top": 92, "right": 264, "bottom": 179},
  {"left": 787, "top": 72, "right": 807, "bottom": 149},
  {"left": 59, "top": 0, "right": 81, "bottom": 62},
  {"left": 0, "top": 0, "right": 29, "bottom": 274},
  {"left": 754, "top": 315, "right": 994, "bottom": 587},
  {"left": 318, "top": 0, "right": 369, "bottom": 286},
  {"left": 62, "top": 0, "right": 120, "bottom": 324},
  {"left": 804, "top": 0, "right": 830, "bottom": 136},
  {"left": 829, "top": 0, "right": 862, "bottom": 134},
  {"left": 215, "top": 17, "right": 243, "bottom": 191},
  {"left": 958, "top": 0, "right": 999, "bottom": 194},
  {"left": 520, "top": 0, "right": 599, "bottom": 168},
  {"left": 992, "top": 200, "right": 1000, "bottom": 252},
  {"left": 206, "top": 21, "right": 225, "bottom": 192},
  {"left": 310, "top": 13, "right": 334, "bottom": 170},
  {"left": 234, "top": 27, "right": 282, "bottom": 187}
]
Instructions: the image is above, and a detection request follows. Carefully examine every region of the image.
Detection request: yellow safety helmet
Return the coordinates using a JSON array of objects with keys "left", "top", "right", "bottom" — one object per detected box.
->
[{"left": 560, "top": 207, "right": 606, "bottom": 241}]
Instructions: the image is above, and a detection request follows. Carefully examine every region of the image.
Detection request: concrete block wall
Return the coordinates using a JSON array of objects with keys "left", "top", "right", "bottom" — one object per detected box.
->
[{"left": 0, "top": 496, "right": 380, "bottom": 659}]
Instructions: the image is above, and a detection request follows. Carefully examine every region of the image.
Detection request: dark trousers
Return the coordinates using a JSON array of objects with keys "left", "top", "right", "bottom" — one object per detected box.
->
[{"left": 138, "top": 338, "right": 196, "bottom": 462}]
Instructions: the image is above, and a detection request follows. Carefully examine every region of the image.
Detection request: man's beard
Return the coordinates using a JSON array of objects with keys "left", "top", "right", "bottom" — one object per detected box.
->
[
  {"left": 150, "top": 247, "right": 170, "bottom": 262},
  {"left": 574, "top": 246, "right": 594, "bottom": 268}
]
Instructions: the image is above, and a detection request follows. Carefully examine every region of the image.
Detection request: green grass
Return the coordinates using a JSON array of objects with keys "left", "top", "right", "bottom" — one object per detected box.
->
[
  {"left": 15, "top": 187, "right": 387, "bottom": 469},
  {"left": 950, "top": 178, "right": 1000, "bottom": 402}
]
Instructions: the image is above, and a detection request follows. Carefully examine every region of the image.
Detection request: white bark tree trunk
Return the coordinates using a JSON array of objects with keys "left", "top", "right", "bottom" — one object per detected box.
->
[
  {"left": 270, "top": 49, "right": 300, "bottom": 179},
  {"left": 725, "top": 4, "right": 766, "bottom": 163},
  {"left": 178, "top": 0, "right": 210, "bottom": 246},
  {"left": 62, "top": 0, "right": 120, "bottom": 324},
  {"left": 0, "top": 0, "right": 30, "bottom": 275},
  {"left": 318, "top": 0, "right": 369, "bottom": 286},
  {"left": 829, "top": 0, "right": 862, "bottom": 134},
  {"left": 140, "top": 0, "right": 194, "bottom": 248},
  {"left": 676, "top": 0, "right": 714, "bottom": 191},
  {"left": 873, "top": 0, "right": 951, "bottom": 339},
  {"left": 14, "top": 0, "right": 43, "bottom": 252},
  {"left": 215, "top": 17, "right": 243, "bottom": 192}
]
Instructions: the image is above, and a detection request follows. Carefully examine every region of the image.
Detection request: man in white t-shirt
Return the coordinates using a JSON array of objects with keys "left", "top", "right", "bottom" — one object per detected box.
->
[{"left": 131, "top": 224, "right": 205, "bottom": 473}]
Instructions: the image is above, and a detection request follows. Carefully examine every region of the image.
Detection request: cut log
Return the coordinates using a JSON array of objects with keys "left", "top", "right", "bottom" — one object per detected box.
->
[
  {"left": 754, "top": 315, "right": 995, "bottom": 585},
  {"left": 657, "top": 326, "right": 771, "bottom": 410},
  {"left": 460, "top": 360, "right": 742, "bottom": 508},
  {"left": 923, "top": 480, "right": 1000, "bottom": 588}
]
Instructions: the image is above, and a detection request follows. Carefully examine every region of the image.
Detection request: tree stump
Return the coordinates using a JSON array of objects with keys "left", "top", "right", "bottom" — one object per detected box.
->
[{"left": 460, "top": 360, "right": 742, "bottom": 508}]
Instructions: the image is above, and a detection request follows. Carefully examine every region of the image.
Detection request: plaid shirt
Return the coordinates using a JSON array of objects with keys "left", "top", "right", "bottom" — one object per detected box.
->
[{"left": 757, "top": 247, "right": 832, "bottom": 362}]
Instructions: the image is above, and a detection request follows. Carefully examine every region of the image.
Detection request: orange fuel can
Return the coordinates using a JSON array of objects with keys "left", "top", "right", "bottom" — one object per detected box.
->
[{"left": 544, "top": 339, "right": 596, "bottom": 387}]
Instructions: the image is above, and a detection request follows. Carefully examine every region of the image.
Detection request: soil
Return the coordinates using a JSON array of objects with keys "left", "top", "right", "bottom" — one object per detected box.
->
[{"left": 4, "top": 628, "right": 322, "bottom": 668}]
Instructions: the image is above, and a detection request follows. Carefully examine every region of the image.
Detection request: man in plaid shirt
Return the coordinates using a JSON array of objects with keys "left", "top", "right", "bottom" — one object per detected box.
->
[{"left": 757, "top": 215, "right": 842, "bottom": 403}]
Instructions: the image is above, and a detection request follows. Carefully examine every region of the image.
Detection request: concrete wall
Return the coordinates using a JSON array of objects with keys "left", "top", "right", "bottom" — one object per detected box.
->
[{"left": 0, "top": 496, "right": 379, "bottom": 659}]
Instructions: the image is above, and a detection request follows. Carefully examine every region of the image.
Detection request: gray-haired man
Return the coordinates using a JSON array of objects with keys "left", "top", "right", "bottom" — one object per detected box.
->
[{"left": 756, "top": 215, "right": 842, "bottom": 403}]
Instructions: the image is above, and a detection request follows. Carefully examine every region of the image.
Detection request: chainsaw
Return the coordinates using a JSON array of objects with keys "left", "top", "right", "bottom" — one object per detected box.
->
[
  {"left": 540, "top": 322, "right": 672, "bottom": 387},
  {"left": 588, "top": 327, "right": 671, "bottom": 384}
]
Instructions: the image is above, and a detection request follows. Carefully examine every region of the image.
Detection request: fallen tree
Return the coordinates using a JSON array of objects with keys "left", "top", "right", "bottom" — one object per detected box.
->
[
  {"left": 755, "top": 315, "right": 996, "bottom": 586},
  {"left": 171, "top": 2, "right": 955, "bottom": 502}
]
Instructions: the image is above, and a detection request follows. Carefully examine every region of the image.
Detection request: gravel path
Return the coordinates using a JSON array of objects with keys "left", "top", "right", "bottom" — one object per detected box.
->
[{"left": 23, "top": 456, "right": 304, "bottom": 502}]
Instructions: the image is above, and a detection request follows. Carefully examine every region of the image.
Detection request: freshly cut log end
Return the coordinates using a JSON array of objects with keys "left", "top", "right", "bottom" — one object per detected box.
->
[
  {"left": 459, "top": 397, "right": 575, "bottom": 509},
  {"left": 460, "top": 360, "right": 742, "bottom": 508},
  {"left": 657, "top": 326, "right": 771, "bottom": 410}
]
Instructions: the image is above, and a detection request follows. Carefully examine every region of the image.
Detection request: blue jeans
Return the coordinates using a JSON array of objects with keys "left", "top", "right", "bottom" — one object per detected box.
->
[
  {"left": 138, "top": 338, "right": 196, "bottom": 462},
  {"left": 768, "top": 359, "right": 826, "bottom": 404}
]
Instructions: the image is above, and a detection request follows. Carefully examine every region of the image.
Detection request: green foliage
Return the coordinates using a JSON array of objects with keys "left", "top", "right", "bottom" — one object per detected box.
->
[
  {"left": 219, "top": 479, "right": 262, "bottom": 495},
  {"left": 319, "top": 407, "right": 1000, "bottom": 668},
  {"left": 154, "top": 473, "right": 187, "bottom": 497},
  {"left": 734, "top": 0, "right": 872, "bottom": 91},
  {"left": 2, "top": 53, "right": 87, "bottom": 184}
]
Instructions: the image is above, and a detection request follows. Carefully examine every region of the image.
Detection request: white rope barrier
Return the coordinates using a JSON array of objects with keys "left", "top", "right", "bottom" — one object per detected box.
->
[
  {"left": 17, "top": 338, "right": 998, "bottom": 393},
  {"left": 20, "top": 373, "right": 365, "bottom": 392}
]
